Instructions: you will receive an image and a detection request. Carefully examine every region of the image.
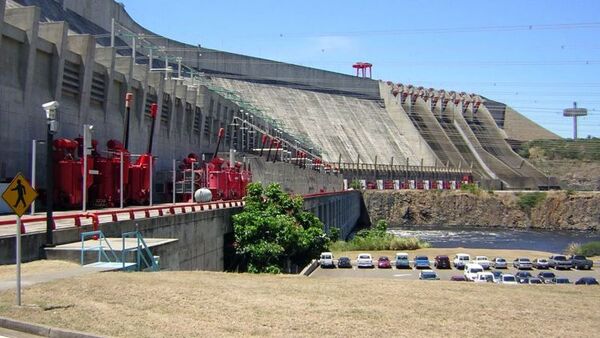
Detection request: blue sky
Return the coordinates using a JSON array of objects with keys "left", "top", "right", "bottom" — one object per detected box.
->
[{"left": 120, "top": 0, "right": 600, "bottom": 138}]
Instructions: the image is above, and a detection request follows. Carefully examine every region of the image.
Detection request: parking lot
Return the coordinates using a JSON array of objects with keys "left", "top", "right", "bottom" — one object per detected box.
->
[{"left": 312, "top": 255, "right": 600, "bottom": 283}]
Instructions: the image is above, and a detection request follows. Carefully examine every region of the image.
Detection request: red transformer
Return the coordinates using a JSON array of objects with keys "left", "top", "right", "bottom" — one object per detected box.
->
[
  {"left": 88, "top": 140, "right": 130, "bottom": 208},
  {"left": 128, "top": 154, "right": 153, "bottom": 204},
  {"left": 53, "top": 138, "right": 94, "bottom": 208}
]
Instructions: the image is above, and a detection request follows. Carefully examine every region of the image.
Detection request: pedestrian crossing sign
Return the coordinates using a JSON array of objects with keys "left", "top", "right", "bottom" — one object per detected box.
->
[{"left": 1, "top": 173, "right": 38, "bottom": 217}]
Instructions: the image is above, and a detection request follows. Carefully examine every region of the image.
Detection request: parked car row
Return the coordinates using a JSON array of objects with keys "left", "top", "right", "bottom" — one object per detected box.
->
[
  {"left": 318, "top": 252, "right": 595, "bottom": 272},
  {"left": 426, "top": 268, "right": 599, "bottom": 285}
]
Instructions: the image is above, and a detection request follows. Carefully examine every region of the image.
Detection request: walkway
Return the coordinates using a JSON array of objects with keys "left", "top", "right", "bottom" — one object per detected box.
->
[{"left": 0, "top": 200, "right": 244, "bottom": 237}]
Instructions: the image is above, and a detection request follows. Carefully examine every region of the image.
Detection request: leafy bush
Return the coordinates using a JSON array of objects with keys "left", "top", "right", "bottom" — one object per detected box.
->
[
  {"left": 233, "top": 182, "right": 329, "bottom": 273},
  {"left": 328, "top": 227, "right": 341, "bottom": 242},
  {"left": 349, "top": 179, "right": 362, "bottom": 190},
  {"left": 329, "top": 219, "right": 429, "bottom": 251},
  {"left": 575, "top": 242, "right": 600, "bottom": 257},
  {"left": 517, "top": 192, "right": 547, "bottom": 211},
  {"left": 460, "top": 183, "right": 480, "bottom": 195}
]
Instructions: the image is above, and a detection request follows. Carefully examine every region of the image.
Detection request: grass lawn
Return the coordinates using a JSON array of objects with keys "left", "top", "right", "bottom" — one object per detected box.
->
[{"left": 0, "top": 266, "right": 599, "bottom": 337}]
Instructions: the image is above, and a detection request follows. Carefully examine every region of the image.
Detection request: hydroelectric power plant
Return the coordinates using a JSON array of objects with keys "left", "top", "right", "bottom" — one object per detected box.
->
[{"left": 0, "top": 0, "right": 563, "bottom": 270}]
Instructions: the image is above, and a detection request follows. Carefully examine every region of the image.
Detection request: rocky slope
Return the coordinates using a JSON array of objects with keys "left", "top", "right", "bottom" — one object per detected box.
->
[{"left": 363, "top": 190, "right": 600, "bottom": 230}]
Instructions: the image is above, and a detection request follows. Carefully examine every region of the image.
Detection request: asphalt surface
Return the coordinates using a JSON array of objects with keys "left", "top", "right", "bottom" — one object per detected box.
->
[{"left": 312, "top": 261, "right": 600, "bottom": 283}]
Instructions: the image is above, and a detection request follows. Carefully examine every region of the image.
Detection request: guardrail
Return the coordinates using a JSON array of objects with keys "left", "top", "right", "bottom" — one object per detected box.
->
[
  {"left": 0, "top": 200, "right": 245, "bottom": 234},
  {"left": 0, "top": 190, "right": 359, "bottom": 235}
]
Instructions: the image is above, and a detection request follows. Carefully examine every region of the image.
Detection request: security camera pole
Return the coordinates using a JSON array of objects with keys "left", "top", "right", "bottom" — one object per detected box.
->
[
  {"left": 42, "top": 101, "right": 59, "bottom": 246},
  {"left": 82, "top": 124, "right": 93, "bottom": 211}
]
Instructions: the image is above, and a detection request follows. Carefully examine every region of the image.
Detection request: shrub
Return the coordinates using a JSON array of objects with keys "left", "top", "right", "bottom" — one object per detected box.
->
[
  {"left": 461, "top": 183, "right": 480, "bottom": 195},
  {"left": 328, "top": 219, "right": 429, "bottom": 252},
  {"left": 517, "top": 192, "right": 546, "bottom": 211},
  {"left": 564, "top": 242, "right": 581, "bottom": 256},
  {"left": 233, "top": 182, "right": 329, "bottom": 273},
  {"left": 576, "top": 242, "right": 600, "bottom": 257},
  {"left": 349, "top": 179, "right": 362, "bottom": 190}
]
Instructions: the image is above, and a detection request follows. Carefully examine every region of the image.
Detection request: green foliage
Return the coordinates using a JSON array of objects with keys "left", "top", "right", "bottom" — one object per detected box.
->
[
  {"left": 349, "top": 179, "right": 362, "bottom": 190},
  {"left": 328, "top": 227, "right": 341, "bottom": 242},
  {"left": 460, "top": 183, "right": 480, "bottom": 194},
  {"left": 233, "top": 182, "right": 329, "bottom": 273},
  {"left": 565, "top": 189, "right": 576, "bottom": 197},
  {"left": 516, "top": 192, "right": 547, "bottom": 211},
  {"left": 519, "top": 138, "right": 600, "bottom": 161},
  {"left": 330, "top": 219, "right": 429, "bottom": 251},
  {"left": 574, "top": 242, "right": 600, "bottom": 257}
]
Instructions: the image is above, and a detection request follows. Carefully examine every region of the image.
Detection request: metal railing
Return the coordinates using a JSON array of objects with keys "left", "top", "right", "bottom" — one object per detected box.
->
[
  {"left": 80, "top": 230, "right": 119, "bottom": 266},
  {"left": 121, "top": 230, "right": 159, "bottom": 272}
]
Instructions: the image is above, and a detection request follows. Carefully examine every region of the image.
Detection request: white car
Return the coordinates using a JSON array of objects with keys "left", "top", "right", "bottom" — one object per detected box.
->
[
  {"left": 473, "top": 256, "right": 491, "bottom": 270},
  {"left": 500, "top": 274, "right": 518, "bottom": 285},
  {"left": 319, "top": 252, "right": 335, "bottom": 268},
  {"left": 492, "top": 257, "right": 507, "bottom": 269},
  {"left": 464, "top": 263, "right": 484, "bottom": 281},
  {"left": 453, "top": 253, "right": 470, "bottom": 269},
  {"left": 356, "top": 253, "right": 374, "bottom": 268},
  {"left": 474, "top": 271, "right": 496, "bottom": 283}
]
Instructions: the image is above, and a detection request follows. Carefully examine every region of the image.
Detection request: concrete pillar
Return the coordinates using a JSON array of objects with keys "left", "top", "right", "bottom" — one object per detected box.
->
[
  {"left": 67, "top": 34, "right": 96, "bottom": 123},
  {"left": 133, "top": 63, "right": 150, "bottom": 127},
  {"left": 187, "top": 89, "right": 198, "bottom": 144},
  {"left": 4, "top": 6, "right": 40, "bottom": 104},
  {"left": 115, "top": 55, "right": 133, "bottom": 86},
  {"left": 94, "top": 46, "right": 117, "bottom": 122},
  {"left": 174, "top": 83, "right": 187, "bottom": 141},
  {"left": 38, "top": 22, "right": 69, "bottom": 102},
  {"left": 0, "top": 0, "right": 6, "bottom": 50}
]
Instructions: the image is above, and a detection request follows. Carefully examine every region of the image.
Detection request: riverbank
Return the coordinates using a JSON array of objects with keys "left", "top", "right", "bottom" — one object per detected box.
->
[{"left": 363, "top": 190, "right": 600, "bottom": 230}]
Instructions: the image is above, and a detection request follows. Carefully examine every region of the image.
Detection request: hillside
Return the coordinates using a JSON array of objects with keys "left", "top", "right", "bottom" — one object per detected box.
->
[{"left": 519, "top": 139, "right": 600, "bottom": 190}]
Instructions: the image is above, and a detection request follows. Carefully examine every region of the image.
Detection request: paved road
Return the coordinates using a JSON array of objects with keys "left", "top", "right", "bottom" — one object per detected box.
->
[
  {"left": 0, "top": 266, "right": 117, "bottom": 292},
  {"left": 0, "top": 327, "right": 41, "bottom": 338},
  {"left": 312, "top": 263, "right": 600, "bottom": 283}
]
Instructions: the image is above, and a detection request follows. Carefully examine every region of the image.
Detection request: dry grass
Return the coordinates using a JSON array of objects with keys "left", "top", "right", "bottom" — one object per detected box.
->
[
  {"left": 0, "top": 269, "right": 599, "bottom": 337},
  {"left": 0, "top": 260, "right": 79, "bottom": 280}
]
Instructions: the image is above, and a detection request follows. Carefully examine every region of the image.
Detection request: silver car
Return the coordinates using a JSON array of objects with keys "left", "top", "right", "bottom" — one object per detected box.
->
[
  {"left": 492, "top": 257, "right": 507, "bottom": 269},
  {"left": 513, "top": 257, "right": 533, "bottom": 270}
]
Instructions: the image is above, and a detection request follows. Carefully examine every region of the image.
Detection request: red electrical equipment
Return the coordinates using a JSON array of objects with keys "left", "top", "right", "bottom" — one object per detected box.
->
[{"left": 52, "top": 138, "right": 93, "bottom": 208}]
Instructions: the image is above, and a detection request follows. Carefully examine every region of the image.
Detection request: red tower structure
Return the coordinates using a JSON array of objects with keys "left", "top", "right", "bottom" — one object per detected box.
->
[{"left": 352, "top": 62, "right": 373, "bottom": 78}]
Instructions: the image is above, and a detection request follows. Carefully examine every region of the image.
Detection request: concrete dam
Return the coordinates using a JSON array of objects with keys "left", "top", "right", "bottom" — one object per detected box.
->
[
  {"left": 0, "top": 0, "right": 564, "bottom": 270},
  {"left": 0, "top": 0, "right": 559, "bottom": 191}
]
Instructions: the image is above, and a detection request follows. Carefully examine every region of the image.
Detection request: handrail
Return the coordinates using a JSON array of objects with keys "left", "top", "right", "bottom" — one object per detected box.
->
[
  {"left": 121, "top": 230, "right": 158, "bottom": 272},
  {"left": 0, "top": 200, "right": 246, "bottom": 232},
  {"left": 80, "top": 230, "right": 119, "bottom": 266}
]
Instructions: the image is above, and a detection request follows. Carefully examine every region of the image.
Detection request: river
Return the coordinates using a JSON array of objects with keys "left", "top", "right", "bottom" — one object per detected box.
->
[{"left": 389, "top": 226, "right": 600, "bottom": 253}]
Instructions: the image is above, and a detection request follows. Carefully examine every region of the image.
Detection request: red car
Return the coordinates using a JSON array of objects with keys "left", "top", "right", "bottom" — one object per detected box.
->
[{"left": 378, "top": 256, "right": 391, "bottom": 269}]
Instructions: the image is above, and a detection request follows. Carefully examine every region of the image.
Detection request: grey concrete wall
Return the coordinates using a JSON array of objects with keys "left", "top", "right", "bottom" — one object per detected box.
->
[
  {"left": 54, "top": 0, "right": 379, "bottom": 99},
  {"left": 0, "top": 191, "right": 363, "bottom": 268},
  {"left": 0, "top": 206, "right": 240, "bottom": 270},
  {"left": 303, "top": 191, "right": 363, "bottom": 239},
  {"left": 249, "top": 156, "right": 343, "bottom": 195},
  {"left": 0, "top": 13, "right": 259, "bottom": 184}
]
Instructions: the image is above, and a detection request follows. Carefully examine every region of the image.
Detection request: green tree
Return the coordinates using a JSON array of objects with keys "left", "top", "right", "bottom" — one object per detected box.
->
[{"left": 233, "top": 182, "right": 329, "bottom": 273}]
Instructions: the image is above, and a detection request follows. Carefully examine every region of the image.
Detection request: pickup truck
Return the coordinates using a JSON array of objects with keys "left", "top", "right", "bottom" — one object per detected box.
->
[
  {"left": 569, "top": 255, "right": 594, "bottom": 270},
  {"left": 548, "top": 255, "right": 573, "bottom": 270}
]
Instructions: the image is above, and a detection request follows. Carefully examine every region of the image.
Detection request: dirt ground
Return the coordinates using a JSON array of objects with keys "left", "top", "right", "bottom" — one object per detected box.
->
[{"left": 0, "top": 258, "right": 599, "bottom": 337}]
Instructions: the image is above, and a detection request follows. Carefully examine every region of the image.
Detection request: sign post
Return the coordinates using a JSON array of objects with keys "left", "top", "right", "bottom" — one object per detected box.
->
[{"left": 1, "top": 172, "right": 38, "bottom": 306}]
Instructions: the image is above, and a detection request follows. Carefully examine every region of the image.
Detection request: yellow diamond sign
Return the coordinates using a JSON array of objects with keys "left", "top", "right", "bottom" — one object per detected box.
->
[{"left": 2, "top": 173, "right": 38, "bottom": 217}]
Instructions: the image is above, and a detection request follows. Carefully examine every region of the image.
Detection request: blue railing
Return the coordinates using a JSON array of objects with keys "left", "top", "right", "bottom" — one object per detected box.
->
[
  {"left": 121, "top": 230, "right": 159, "bottom": 272},
  {"left": 80, "top": 230, "right": 119, "bottom": 266}
]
